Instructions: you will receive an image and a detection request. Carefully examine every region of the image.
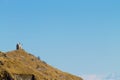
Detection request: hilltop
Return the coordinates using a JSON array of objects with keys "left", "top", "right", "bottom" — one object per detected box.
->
[{"left": 0, "top": 49, "right": 83, "bottom": 80}]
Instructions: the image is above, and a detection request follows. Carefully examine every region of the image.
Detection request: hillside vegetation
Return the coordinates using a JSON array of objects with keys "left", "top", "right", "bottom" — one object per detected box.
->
[{"left": 0, "top": 49, "right": 83, "bottom": 80}]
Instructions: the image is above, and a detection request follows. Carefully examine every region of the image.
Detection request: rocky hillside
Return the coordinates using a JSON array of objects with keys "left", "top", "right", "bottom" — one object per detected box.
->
[{"left": 0, "top": 49, "right": 83, "bottom": 80}]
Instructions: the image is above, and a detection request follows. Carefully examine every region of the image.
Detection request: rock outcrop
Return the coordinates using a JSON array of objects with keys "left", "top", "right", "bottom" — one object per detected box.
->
[
  {"left": 13, "top": 74, "right": 35, "bottom": 80},
  {"left": 0, "top": 71, "right": 13, "bottom": 80}
]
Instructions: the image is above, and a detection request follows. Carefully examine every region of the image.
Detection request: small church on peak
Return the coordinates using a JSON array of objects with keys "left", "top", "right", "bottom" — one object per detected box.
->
[{"left": 16, "top": 43, "right": 22, "bottom": 50}]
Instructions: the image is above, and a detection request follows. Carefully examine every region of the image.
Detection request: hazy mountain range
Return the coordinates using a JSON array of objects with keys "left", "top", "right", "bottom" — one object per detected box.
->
[{"left": 82, "top": 73, "right": 120, "bottom": 80}]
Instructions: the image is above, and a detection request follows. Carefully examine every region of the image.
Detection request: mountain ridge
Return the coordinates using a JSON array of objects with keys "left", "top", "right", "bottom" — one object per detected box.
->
[{"left": 0, "top": 49, "right": 83, "bottom": 80}]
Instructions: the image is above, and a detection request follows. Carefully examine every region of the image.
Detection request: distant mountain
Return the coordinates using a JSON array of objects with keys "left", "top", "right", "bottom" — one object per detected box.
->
[
  {"left": 0, "top": 49, "right": 83, "bottom": 80},
  {"left": 103, "top": 73, "right": 120, "bottom": 80},
  {"left": 82, "top": 73, "right": 120, "bottom": 80}
]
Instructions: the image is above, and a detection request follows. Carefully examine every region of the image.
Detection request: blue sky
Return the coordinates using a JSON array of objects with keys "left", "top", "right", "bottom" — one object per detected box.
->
[{"left": 0, "top": 0, "right": 120, "bottom": 77}]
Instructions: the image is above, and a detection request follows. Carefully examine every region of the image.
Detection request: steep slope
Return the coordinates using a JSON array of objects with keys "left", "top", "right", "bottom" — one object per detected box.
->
[{"left": 0, "top": 50, "right": 83, "bottom": 80}]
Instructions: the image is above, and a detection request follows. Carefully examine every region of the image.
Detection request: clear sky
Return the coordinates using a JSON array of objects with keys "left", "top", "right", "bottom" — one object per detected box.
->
[{"left": 0, "top": 0, "right": 120, "bottom": 77}]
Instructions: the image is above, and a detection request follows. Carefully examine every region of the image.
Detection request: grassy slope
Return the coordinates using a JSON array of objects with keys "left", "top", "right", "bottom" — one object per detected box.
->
[{"left": 0, "top": 50, "right": 83, "bottom": 80}]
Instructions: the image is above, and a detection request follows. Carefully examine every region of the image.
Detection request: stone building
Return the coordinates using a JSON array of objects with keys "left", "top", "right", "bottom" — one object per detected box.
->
[{"left": 16, "top": 43, "right": 22, "bottom": 50}]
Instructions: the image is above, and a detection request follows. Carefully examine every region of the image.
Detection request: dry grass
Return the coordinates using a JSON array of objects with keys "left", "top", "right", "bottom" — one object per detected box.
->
[{"left": 0, "top": 49, "right": 83, "bottom": 80}]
